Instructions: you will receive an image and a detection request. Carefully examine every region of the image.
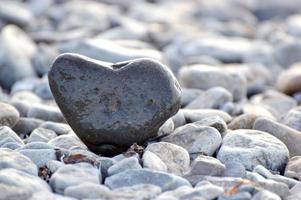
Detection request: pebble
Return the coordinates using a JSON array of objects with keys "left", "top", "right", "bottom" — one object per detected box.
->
[
  {"left": 253, "top": 117, "right": 301, "bottom": 157},
  {"left": 185, "top": 155, "right": 225, "bottom": 176},
  {"left": 0, "top": 168, "right": 51, "bottom": 200},
  {"left": 180, "top": 88, "right": 203, "bottom": 107},
  {"left": 285, "top": 156, "right": 301, "bottom": 180},
  {"left": 145, "top": 142, "right": 190, "bottom": 176},
  {"left": 13, "top": 117, "right": 44, "bottom": 135},
  {"left": 18, "top": 148, "right": 57, "bottom": 168},
  {"left": 39, "top": 121, "right": 73, "bottom": 136},
  {"left": 108, "top": 157, "right": 141, "bottom": 176},
  {"left": 26, "top": 127, "right": 57, "bottom": 143},
  {"left": 64, "top": 182, "right": 111, "bottom": 199},
  {"left": 0, "top": 148, "right": 38, "bottom": 176},
  {"left": 113, "top": 184, "right": 162, "bottom": 200},
  {"left": 158, "top": 118, "right": 174, "bottom": 137},
  {"left": 223, "top": 161, "right": 246, "bottom": 178},
  {"left": 162, "top": 124, "right": 222, "bottom": 157},
  {"left": 142, "top": 150, "right": 168, "bottom": 172},
  {"left": 48, "top": 134, "right": 87, "bottom": 150},
  {"left": 283, "top": 107, "right": 301, "bottom": 132},
  {"left": 27, "top": 103, "right": 65, "bottom": 123},
  {"left": 0, "top": 126, "right": 23, "bottom": 146},
  {"left": 171, "top": 110, "right": 186, "bottom": 128},
  {"left": 49, "top": 163, "right": 101, "bottom": 194},
  {"left": 105, "top": 168, "right": 191, "bottom": 191},
  {"left": 217, "top": 129, "right": 289, "bottom": 171},
  {"left": 49, "top": 54, "right": 181, "bottom": 155},
  {"left": 252, "top": 190, "right": 281, "bottom": 200},
  {"left": 178, "top": 65, "right": 247, "bottom": 101},
  {"left": 193, "top": 116, "right": 227, "bottom": 134},
  {"left": 0, "top": 102, "right": 19, "bottom": 127},
  {"left": 228, "top": 113, "right": 259, "bottom": 130},
  {"left": 182, "top": 109, "right": 232, "bottom": 123},
  {"left": 186, "top": 87, "right": 233, "bottom": 109}
]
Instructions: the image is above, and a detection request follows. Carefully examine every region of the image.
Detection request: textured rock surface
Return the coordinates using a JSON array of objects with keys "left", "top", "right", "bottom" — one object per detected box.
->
[{"left": 49, "top": 53, "right": 181, "bottom": 155}]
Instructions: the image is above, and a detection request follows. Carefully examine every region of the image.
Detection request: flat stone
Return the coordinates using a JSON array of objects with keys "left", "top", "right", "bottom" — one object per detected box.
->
[
  {"left": 276, "top": 64, "right": 301, "bottom": 95},
  {"left": 49, "top": 163, "right": 101, "bottom": 194},
  {"left": 180, "top": 88, "right": 203, "bottom": 107},
  {"left": 0, "top": 149, "right": 37, "bottom": 176},
  {"left": 171, "top": 110, "right": 186, "bottom": 128},
  {"left": 0, "top": 102, "right": 19, "bottom": 128},
  {"left": 18, "top": 148, "right": 57, "bottom": 168},
  {"left": 253, "top": 117, "right": 301, "bottom": 157},
  {"left": 0, "top": 168, "right": 51, "bottom": 200},
  {"left": 145, "top": 142, "right": 190, "bottom": 176},
  {"left": 162, "top": 124, "right": 222, "bottom": 157},
  {"left": 39, "top": 121, "right": 73, "bottom": 135},
  {"left": 113, "top": 184, "right": 162, "bottom": 200},
  {"left": 283, "top": 107, "right": 301, "bottom": 132},
  {"left": 27, "top": 103, "right": 65, "bottom": 123},
  {"left": 13, "top": 117, "right": 44, "bottom": 135},
  {"left": 193, "top": 116, "right": 227, "bottom": 134},
  {"left": 104, "top": 168, "right": 191, "bottom": 191},
  {"left": 217, "top": 129, "right": 289, "bottom": 171},
  {"left": 48, "top": 53, "right": 181, "bottom": 155},
  {"left": 223, "top": 161, "right": 246, "bottom": 178}
]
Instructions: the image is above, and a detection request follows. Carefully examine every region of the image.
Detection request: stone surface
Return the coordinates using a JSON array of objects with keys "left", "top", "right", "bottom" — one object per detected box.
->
[
  {"left": 0, "top": 148, "right": 37, "bottom": 176},
  {"left": 0, "top": 102, "right": 19, "bottom": 127},
  {"left": 228, "top": 113, "right": 258, "bottom": 130},
  {"left": 186, "top": 155, "right": 225, "bottom": 176},
  {"left": 49, "top": 53, "right": 181, "bottom": 155},
  {"left": 0, "top": 126, "right": 23, "bottom": 146},
  {"left": 48, "top": 134, "right": 87, "bottom": 150},
  {"left": 0, "top": 168, "right": 51, "bottom": 200},
  {"left": 193, "top": 116, "right": 227, "bottom": 134},
  {"left": 105, "top": 168, "right": 191, "bottom": 191},
  {"left": 178, "top": 65, "right": 247, "bottom": 101},
  {"left": 142, "top": 150, "right": 168, "bottom": 172},
  {"left": 162, "top": 124, "right": 222, "bottom": 157},
  {"left": 27, "top": 127, "right": 57, "bottom": 143},
  {"left": 283, "top": 107, "right": 301, "bottom": 132},
  {"left": 49, "top": 163, "right": 101, "bottom": 194},
  {"left": 276, "top": 64, "right": 301, "bottom": 95},
  {"left": 285, "top": 156, "right": 301, "bottom": 180},
  {"left": 108, "top": 157, "right": 141, "bottom": 176},
  {"left": 182, "top": 109, "right": 232, "bottom": 123},
  {"left": 253, "top": 117, "right": 301, "bottom": 157},
  {"left": 217, "top": 129, "right": 289, "bottom": 171},
  {"left": 145, "top": 142, "right": 190, "bottom": 176},
  {"left": 64, "top": 182, "right": 111, "bottom": 199}
]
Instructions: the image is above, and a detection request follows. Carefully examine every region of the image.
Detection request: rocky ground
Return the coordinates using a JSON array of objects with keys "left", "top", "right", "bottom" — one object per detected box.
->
[{"left": 1, "top": 0, "right": 301, "bottom": 199}]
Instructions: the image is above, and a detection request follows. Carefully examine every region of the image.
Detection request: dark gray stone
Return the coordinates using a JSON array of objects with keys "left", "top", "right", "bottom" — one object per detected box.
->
[{"left": 48, "top": 53, "right": 181, "bottom": 155}]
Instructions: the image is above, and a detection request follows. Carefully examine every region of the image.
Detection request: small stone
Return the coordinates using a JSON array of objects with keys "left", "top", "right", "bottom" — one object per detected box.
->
[
  {"left": 186, "top": 87, "right": 233, "bottom": 109},
  {"left": 193, "top": 116, "right": 227, "bottom": 134},
  {"left": 145, "top": 142, "right": 190, "bottom": 176},
  {"left": 113, "top": 184, "right": 162, "bottom": 200},
  {"left": 253, "top": 117, "right": 301, "bottom": 157},
  {"left": 285, "top": 156, "right": 301, "bottom": 180},
  {"left": 142, "top": 150, "right": 168, "bottom": 172},
  {"left": 162, "top": 124, "right": 222, "bottom": 157},
  {"left": 13, "top": 117, "right": 44, "bottom": 135},
  {"left": 282, "top": 107, "right": 301, "bottom": 132},
  {"left": 27, "top": 127, "right": 57, "bottom": 143},
  {"left": 50, "top": 163, "right": 101, "bottom": 194},
  {"left": 186, "top": 155, "right": 225, "bottom": 176},
  {"left": 171, "top": 110, "right": 186, "bottom": 128},
  {"left": 228, "top": 114, "right": 258, "bottom": 130},
  {"left": 64, "top": 182, "right": 111, "bottom": 199},
  {"left": 180, "top": 88, "right": 203, "bottom": 107},
  {"left": 108, "top": 157, "right": 141, "bottom": 176},
  {"left": 18, "top": 148, "right": 57, "bottom": 168},
  {"left": 0, "top": 149, "right": 37, "bottom": 176},
  {"left": 99, "top": 157, "right": 116, "bottom": 179},
  {"left": 105, "top": 168, "right": 191, "bottom": 191},
  {"left": 48, "top": 53, "right": 181, "bottom": 155},
  {"left": 39, "top": 121, "right": 72, "bottom": 135},
  {"left": 183, "top": 109, "right": 232, "bottom": 123},
  {"left": 178, "top": 65, "right": 247, "bottom": 101},
  {"left": 158, "top": 118, "right": 174, "bottom": 137},
  {"left": 0, "top": 102, "right": 19, "bottom": 128},
  {"left": 0, "top": 168, "right": 51, "bottom": 200},
  {"left": 27, "top": 103, "right": 65, "bottom": 123},
  {"left": 223, "top": 161, "right": 246, "bottom": 178},
  {"left": 218, "top": 192, "right": 252, "bottom": 200},
  {"left": 30, "top": 191, "right": 76, "bottom": 200},
  {"left": 46, "top": 160, "right": 65, "bottom": 174},
  {"left": 48, "top": 134, "right": 87, "bottom": 150},
  {"left": 252, "top": 190, "right": 281, "bottom": 200},
  {"left": 217, "top": 129, "right": 289, "bottom": 171},
  {"left": 0, "top": 126, "right": 23, "bottom": 146}
]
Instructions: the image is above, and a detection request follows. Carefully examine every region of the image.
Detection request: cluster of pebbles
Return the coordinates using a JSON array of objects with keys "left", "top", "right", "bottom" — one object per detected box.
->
[{"left": 1, "top": 0, "right": 301, "bottom": 200}]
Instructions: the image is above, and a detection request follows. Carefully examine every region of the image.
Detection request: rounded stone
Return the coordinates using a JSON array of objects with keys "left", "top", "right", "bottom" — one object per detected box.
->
[
  {"left": 48, "top": 53, "right": 181, "bottom": 155},
  {"left": 0, "top": 102, "right": 20, "bottom": 128},
  {"left": 217, "top": 129, "right": 289, "bottom": 172}
]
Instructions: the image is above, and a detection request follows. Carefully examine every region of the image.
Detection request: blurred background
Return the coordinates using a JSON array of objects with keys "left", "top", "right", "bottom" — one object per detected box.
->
[{"left": 0, "top": 0, "right": 301, "bottom": 106}]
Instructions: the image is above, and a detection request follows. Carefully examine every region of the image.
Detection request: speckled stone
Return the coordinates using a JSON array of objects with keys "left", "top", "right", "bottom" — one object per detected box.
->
[{"left": 49, "top": 53, "right": 181, "bottom": 155}]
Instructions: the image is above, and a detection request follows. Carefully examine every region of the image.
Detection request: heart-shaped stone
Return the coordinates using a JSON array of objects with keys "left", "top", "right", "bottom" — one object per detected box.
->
[{"left": 48, "top": 53, "right": 181, "bottom": 156}]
